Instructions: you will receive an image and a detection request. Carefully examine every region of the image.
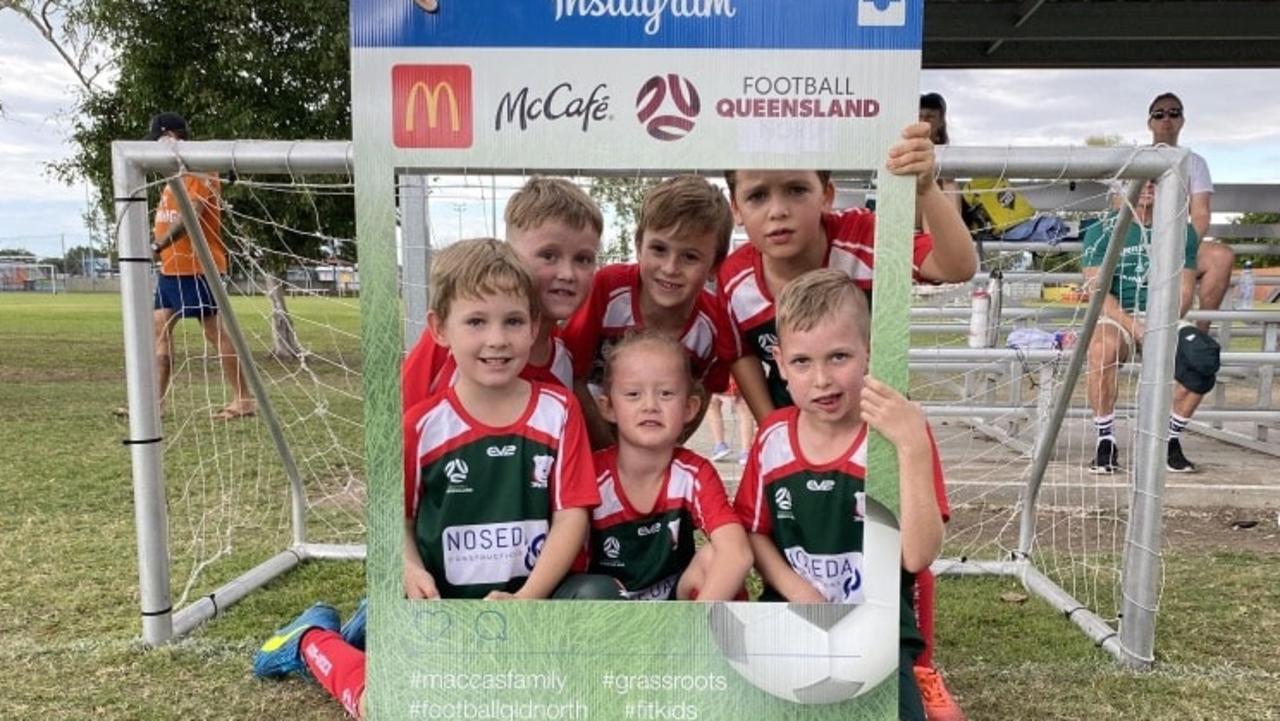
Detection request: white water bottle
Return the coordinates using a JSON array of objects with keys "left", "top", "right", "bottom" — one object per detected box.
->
[
  {"left": 969, "top": 287, "right": 991, "bottom": 348},
  {"left": 1236, "top": 261, "right": 1255, "bottom": 310}
]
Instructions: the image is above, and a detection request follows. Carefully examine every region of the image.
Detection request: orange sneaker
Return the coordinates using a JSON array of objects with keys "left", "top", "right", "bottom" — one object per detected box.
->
[{"left": 914, "top": 665, "right": 967, "bottom": 721}]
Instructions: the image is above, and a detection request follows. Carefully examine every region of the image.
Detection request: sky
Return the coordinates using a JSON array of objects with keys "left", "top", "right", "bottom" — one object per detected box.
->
[{"left": 3, "top": 11, "right": 1279, "bottom": 260}]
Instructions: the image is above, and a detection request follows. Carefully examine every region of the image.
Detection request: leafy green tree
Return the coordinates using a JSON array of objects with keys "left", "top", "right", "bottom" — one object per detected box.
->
[{"left": 588, "top": 177, "right": 657, "bottom": 263}]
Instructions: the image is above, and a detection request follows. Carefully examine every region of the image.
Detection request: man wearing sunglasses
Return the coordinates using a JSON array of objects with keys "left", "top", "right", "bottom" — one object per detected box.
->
[{"left": 1148, "top": 92, "right": 1234, "bottom": 334}]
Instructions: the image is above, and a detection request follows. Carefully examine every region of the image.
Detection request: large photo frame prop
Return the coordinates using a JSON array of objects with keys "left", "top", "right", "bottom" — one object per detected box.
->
[{"left": 351, "top": 2, "right": 922, "bottom": 718}]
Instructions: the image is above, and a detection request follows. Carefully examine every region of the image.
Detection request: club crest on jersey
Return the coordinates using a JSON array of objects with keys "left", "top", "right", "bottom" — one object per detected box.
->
[
  {"left": 445, "top": 459, "right": 469, "bottom": 485},
  {"left": 667, "top": 519, "right": 681, "bottom": 547},
  {"left": 854, "top": 490, "right": 866, "bottom": 521},
  {"left": 603, "top": 536, "right": 622, "bottom": 559},
  {"left": 806, "top": 479, "right": 836, "bottom": 492},
  {"left": 487, "top": 444, "right": 517, "bottom": 458},
  {"left": 531, "top": 454, "right": 554, "bottom": 489},
  {"left": 524, "top": 532, "right": 547, "bottom": 572}
]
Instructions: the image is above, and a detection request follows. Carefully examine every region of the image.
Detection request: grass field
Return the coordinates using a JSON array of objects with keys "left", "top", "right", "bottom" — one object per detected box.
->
[{"left": 2, "top": 293, "right": 1277, "bottom": 721}]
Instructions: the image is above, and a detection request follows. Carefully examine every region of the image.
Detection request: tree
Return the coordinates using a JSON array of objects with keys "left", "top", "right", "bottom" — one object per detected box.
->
[
  {"left": 37, "top": 0, "right": 354, "bottom": 360},
  {"left": 588, "top": 177, "right": 657, "bottom": 263},
  {"left": 0, "top": 247, "right": 36, "bottom": 260}
]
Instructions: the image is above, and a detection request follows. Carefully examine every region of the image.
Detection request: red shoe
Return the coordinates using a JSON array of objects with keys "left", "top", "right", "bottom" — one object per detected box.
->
[{"left": 914, "top": 665, "right": 967, "bottom": 721}]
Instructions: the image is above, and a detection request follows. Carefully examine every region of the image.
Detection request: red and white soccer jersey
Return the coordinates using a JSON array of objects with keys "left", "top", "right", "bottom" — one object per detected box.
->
[
  {"left": 588, "top": 446, "right": 739, "bottom": 600},
  {"left": 718, "top": 209, "right": 935, "bottom": 407},
  {"left": 400, "top": 328, "right": 575, "bottom": 412},
  {"left": 562, "top": 263, "right": 738, "bottom": 393},
  {"left": 734, "top": 406, "right": 949, "bottom": 603},
  {"left": 403, "top": 382, "right": 599, "bottom": 599}
]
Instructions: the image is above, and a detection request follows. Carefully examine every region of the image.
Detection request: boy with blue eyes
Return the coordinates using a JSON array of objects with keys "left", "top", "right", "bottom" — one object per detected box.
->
[{"left": 563, "top": 174, "right": 739, "bottom": 448}]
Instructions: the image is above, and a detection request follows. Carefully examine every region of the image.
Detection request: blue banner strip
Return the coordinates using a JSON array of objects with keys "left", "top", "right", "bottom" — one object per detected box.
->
[{"left": 352, "top": 0, "right": 922, "bottom": 50}]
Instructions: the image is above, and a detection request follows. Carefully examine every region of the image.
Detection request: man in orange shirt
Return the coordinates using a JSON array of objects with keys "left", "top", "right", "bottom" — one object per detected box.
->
[{"left": 146, "top": 113, "right": 254, "bottom": 420}]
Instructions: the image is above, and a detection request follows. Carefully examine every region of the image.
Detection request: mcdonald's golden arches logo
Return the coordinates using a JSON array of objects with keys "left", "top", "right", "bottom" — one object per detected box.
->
[{"left": 393, "top": 65, "right": 473, "bottom": 148}]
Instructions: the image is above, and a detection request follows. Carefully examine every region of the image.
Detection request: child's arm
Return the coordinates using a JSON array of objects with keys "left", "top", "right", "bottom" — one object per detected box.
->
[
  {"left": 695, "top": 523, "right": 754, "bottom": 601},
  {"left": 748, "top": 532, "right": 825, "bottom": 602},
  {"left": 888, "top": 122, "right": 977, "bottom": 284},
  {"left": 859, "top": 377, "right": 944, "bottom": 573},
  {"left": 505, "top": 507, "right": 590, "bottom": 600},
  {"left": 730, "top": 356, "right": 775, "bottom": 423},
  {"left": 404, "top": 519, "right": 440, "bottom": 599}
]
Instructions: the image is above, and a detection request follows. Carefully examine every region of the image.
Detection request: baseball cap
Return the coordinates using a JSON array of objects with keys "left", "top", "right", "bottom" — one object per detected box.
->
[{"left": 145, "top": 112, "right": 189, "bottom": 140}]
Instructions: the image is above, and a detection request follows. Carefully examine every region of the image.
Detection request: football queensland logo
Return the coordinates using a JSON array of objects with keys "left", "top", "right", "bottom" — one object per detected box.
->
[
  {"left": 393, "top": 65, "right": 473, "bottom": 148},
  {"left": 636, "top": 73, "right": 700, "bottom": 141},
  {"left": 444, "top": 459, "right": 469, "bottom": 485}
]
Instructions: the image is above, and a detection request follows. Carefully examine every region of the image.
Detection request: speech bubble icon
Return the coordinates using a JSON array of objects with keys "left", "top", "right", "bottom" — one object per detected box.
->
[{"left": 474, "top": 610, "right": 508, "bottom": 642}]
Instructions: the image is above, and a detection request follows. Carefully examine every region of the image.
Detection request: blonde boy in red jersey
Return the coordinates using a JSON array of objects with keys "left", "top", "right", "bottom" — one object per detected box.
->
[
  {"left": 720, "top": 122, "right": 975, "bottom": 720},
  {"left": 401, "top": 177, "right": 602, "bottom": 408},
  {"left": 563, "top": 175, "right": 738, "bottom": 448},
  {"left": 734, "top": 270, "right": 949, "bottom": 721}
]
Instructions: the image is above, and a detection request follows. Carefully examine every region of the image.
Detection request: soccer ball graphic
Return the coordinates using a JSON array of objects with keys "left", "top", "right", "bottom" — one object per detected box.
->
[{"left": 707, "top": 500, "right": 900, "bottom": 704}]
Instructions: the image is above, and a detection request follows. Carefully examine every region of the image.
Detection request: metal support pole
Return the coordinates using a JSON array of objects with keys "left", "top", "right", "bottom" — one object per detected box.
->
[
  {"left": 1257, "top": 322, "right": 1277, "bottom": 442},
  {"left": 1212, "top": 320, "right": 1232, "bottom": 430},
  {"left": 167, "top": 177, "right": 309, "bottom": 548},
  {"left": 1016, "top": 180, "right": 1145, "bottom": 558},
  {"left": 114, "top": 146, "right": 174, "bottom": 646},
  {"left": 1118, "top": 164, "right": 1190, "bottom": 670},
  {"left": 400, "top": 175, "right": 431, "bottom": 351}
]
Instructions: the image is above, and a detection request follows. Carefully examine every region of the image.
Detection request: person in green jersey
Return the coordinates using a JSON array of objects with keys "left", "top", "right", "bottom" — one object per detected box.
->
[
  {"left": 587, "top": 330, "right": 753, "bottom": 600},
  {"left": 1083, "top": 181, "right": 1219, "bottom": 474},
  {"left": 733, "top": 270, "right": 949, "bottom": 721},
  {"left": 252, "top": 239, "right": 621, "bottom": 719}
]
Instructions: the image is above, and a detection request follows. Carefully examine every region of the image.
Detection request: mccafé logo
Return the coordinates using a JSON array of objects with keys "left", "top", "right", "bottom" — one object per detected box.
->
[{"left": 393, "top": 65, "right": 473, "bottom": 148}]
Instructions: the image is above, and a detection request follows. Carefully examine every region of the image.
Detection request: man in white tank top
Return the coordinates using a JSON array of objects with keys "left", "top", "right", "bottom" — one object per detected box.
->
[{"left": 1148, "top": 92, "right": 1234, "bottom": 333}]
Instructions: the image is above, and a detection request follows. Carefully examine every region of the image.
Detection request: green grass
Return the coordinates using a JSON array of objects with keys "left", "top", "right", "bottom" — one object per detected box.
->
[{"left": 3, "top": 293, "right": 1278, "bottom": 720}]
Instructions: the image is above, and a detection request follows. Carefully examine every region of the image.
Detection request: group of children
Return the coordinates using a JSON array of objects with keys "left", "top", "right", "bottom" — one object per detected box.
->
[{"left": 251, "top": 119, "right": 978, "bottom": 721}]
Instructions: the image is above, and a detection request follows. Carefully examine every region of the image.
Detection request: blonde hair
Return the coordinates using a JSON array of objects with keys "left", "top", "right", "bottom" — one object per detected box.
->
[
  {"left": 775, "top": 269, "right": 870, "bottom": 343},
  {"left": 429, "top": 237, "right": 540, "bottom": 323},
  {"left": 635, "top": 175, "right": 734, "bottom": 266},
  {"left": 601, "top": 329, "right": 692, "bottom": 393},
  {"left": 505, "top": 176, "right": 604, "bottom": 236}
]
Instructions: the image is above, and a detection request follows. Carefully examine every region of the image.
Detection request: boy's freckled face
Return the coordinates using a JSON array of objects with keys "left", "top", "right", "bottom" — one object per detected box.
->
[
  {"left": 508, "top": 220, "right": 600, "bottom": 322},
  {"left": 775, "top": 314, "right": 868, "bottom": 425},
  {"left": 602, "top": 344, "right": 696, "bottom": 450},
  {"left": 636, "top": 225, "right": 719, "bottom": 313},
  {"left": 431, "top": 291, "right": 536, "bottom": 389},
  {"left": 730, "top": 170, "right": 834, "bottom": 262}
]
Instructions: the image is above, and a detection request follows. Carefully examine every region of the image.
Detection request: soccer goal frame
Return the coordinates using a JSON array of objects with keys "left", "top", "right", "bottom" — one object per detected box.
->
[{"left": 116, "top": 139, "right": 1189, "bottom": 669}]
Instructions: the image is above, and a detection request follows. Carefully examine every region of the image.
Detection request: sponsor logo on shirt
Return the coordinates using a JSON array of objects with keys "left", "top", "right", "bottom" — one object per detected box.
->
[
  {"left": 637, "top": 522, "right": 662, "bottom": 537},
  {"left": 783, "top": 546, "right": 866, "bottom": 603},
  {"left": 531, "top": 454, "right": 554, "bottom": 489},
  {"left": 806, "top": 479, "right": 836, "bottom": 492},
  {"left": 626, "top": 574, "right": 678, "bottom": 601},
  {"left": 442, "top": 520, "right": 548, "bottom": 586},
  {"left": 487, "top": 445, "right": 517, "bottom": 458}
]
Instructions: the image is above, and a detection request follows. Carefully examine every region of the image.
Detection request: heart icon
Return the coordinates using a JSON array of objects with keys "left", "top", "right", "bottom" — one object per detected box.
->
[{"left": 413, "top": 607, "right": 452, "bottom": 643}]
